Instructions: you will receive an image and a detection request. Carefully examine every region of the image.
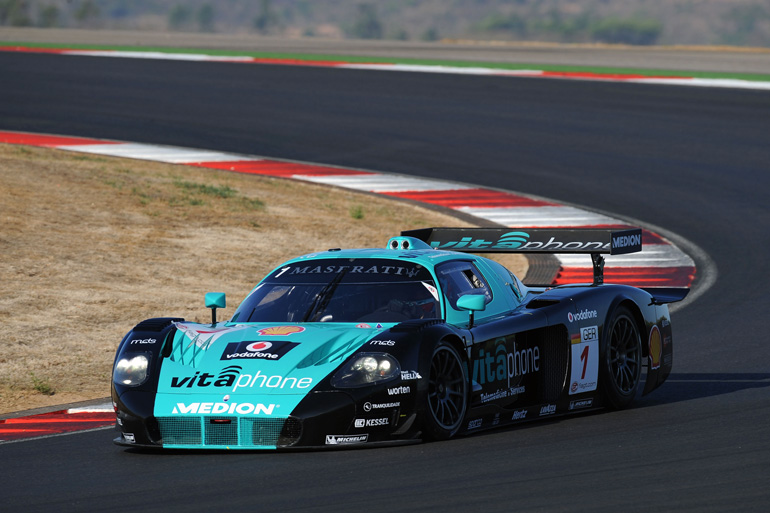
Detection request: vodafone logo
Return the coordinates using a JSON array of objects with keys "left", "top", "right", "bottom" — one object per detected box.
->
[
  {"left": 220, "top": 340, "right": 298, "bottom": 361},
  {"left": 246, "top": 341, "right": 273, "bottom": 352},
  {"left": 568, "top": 309, "right": 598, "bottom": 323}
]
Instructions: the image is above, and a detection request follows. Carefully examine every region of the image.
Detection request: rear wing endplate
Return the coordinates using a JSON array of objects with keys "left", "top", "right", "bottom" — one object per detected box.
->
[{"left": 401, "top": 227, "right": 643, "bottom": 286}]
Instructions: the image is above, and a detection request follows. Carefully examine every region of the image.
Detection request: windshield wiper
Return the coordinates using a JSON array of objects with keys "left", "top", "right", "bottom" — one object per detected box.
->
[{"left": 302, "top": 270, "right": 347, "bottom": 322}]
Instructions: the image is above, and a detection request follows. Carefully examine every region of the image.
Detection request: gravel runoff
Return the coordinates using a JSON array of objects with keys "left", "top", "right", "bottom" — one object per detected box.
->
[{"left": 1, "top": 27, "right": 770, "bottom": 74}]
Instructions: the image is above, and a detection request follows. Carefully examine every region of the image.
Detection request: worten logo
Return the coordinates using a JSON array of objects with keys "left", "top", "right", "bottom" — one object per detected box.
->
[{"left": 220, "top": 340, "right": 298, "bottom": 361}]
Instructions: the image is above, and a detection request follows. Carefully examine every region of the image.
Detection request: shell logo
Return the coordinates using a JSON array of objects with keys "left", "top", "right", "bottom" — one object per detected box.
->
[
  {"left": 648, "top": 325, "right": 662, "bottom": 370},
  {"left": 256, "top": 326, "right": 305, "bottom": 336}
]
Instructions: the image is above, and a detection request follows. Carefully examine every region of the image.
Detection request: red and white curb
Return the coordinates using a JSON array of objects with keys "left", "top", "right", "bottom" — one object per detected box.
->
[
  {"left": 2, "top": 45, "right": 769, "bottom": 90},
  {"left": 0, "top": 130, "right": 695, "bottom": 288},
  {"left": 0, "top": 403, "right": 114, "bottom": 443}
]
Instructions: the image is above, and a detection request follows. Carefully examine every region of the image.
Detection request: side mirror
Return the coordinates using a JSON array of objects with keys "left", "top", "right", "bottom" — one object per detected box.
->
[
  {"left": 205, "top": 292, "right": 226, "bottom": 324},
  {"left": 456, "top": 294, "right": 486, "bottom": 328},
  {"left": 456, "top": 294, "right": 486, "bottom": 312}
]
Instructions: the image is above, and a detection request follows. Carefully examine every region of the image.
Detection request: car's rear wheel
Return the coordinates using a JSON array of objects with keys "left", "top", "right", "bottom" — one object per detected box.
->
[
  {"left": 424, "top": 341, "right": 468, "bottom": 440},
  {"left": 601, "top": 306, "right": 642, "bottom": 409}
]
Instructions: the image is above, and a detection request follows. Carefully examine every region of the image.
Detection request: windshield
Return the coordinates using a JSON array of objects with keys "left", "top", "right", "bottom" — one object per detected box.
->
[{"left": 231, "top": 258, "right": 440, "bottom": 323}]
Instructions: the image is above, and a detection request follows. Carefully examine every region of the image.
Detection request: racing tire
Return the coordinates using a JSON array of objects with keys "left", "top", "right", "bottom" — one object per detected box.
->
[
  {"left": 601, "top": 306, "right": 643, "bottom": 409},
  {"left": 423, "top": 341, "right": 468, "bottom": 441}
]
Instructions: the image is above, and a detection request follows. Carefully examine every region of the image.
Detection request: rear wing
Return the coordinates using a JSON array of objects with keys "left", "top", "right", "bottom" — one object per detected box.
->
[{"left": 401, "top": 227, "right": 643, "bottom": 286}]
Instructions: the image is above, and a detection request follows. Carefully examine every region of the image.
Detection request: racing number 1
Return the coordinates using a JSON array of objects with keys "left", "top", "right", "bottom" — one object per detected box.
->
[{"left": 580, "top": 345, "right": 589, "bottom": 380}]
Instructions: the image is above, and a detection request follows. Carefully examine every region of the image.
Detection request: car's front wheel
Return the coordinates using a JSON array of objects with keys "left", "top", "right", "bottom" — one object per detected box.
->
[{"left": 423, "top": 341, "right": 468, "bottom": 440}]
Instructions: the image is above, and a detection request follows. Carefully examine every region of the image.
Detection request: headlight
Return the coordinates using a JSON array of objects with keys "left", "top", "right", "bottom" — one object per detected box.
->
[
  {"left": 332, "top": 353, "right": 401, "bottom": 388},
  {"left": 113, "top": 355, "right": 150, "bottom": 386}
]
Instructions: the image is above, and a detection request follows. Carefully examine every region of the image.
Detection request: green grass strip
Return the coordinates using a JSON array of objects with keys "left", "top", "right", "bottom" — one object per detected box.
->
[{"left": 3, "top": 40, "right": 770, "bottom": 82}]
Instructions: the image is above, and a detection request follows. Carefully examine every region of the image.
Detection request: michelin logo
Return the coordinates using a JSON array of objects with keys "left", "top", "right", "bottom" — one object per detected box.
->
[{"left": 325, "top": 434, "right": 368, "bottom": 445}]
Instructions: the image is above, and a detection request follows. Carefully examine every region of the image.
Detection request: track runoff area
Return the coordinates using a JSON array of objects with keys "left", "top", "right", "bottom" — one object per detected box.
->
[
  {"left": 0, "top": 73, "right": 697, "bottom": 438},
  {"left": 1, "top": 44, "right": 770, "bottom": 90}
]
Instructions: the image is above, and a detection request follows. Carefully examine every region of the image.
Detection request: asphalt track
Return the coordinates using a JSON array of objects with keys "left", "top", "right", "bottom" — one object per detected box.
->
[{"left": 1, "top": 51, "right": 769, "bottom": 512}]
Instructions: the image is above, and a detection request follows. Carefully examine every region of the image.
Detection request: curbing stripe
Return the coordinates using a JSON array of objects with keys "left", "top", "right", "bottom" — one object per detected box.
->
[
  {"left": 457, "top": 205, "right": 623, "bottom": 227},
  {"left": 297, "top": 174, "right": 473, "bottom": 192},
  {"left": 1, "top": 46, "right": 769, "bottom": 90},
  {"left": 57, "top": 143, "right": 254, "bottom": 164}
]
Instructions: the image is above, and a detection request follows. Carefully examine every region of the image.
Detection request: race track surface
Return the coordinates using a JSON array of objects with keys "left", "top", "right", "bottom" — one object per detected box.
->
[{"left": 1, "top": 51, "right": 769, "bottom": 512}]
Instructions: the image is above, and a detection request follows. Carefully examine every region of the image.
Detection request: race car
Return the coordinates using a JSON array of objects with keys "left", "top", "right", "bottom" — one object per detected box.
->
[{"left": 112, "top": 227, "right": 687, "bottom": 449}]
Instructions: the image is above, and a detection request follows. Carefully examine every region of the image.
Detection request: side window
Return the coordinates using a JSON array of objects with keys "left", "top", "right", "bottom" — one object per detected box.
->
[
  {"left": 436, "top": 261, "right": 493, "bottom": 311},
  {"left": 482, "top": 259, "right": 523, "bottom": 304}
]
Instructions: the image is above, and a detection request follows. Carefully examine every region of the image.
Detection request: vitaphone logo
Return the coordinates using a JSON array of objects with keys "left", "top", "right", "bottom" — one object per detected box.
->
[
  {"left": 220, "top": 340, "right": 298, "bottom": 361},
  {"left": 430, "top": 231, "right": 614, "bottom": 252},
  {"left": 169, "top": 365, "right": 313, "bottom": 391},
  {"left": 430, "top": 231, "right": 530, "bottom": 250},
  {"left": 471, "top": 337, "right": 540, "bottom": 389},
  {"left": 567, "top": 309, "right": 598, "bottom": 323}
]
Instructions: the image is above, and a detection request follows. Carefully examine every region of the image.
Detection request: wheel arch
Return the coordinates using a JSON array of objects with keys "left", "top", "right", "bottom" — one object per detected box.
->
[{"left": 606, "top": 297, "right": 648, "bottom": 360}]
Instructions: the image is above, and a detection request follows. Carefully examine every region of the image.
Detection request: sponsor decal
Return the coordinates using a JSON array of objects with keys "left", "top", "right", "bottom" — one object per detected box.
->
[
  {"left": 492, "top": 413, "right": 501, "bottom": 426},
  {"left": 287, "top": 265, "right": 421, "bottom": 277},
  {"left": 356, "top": 323, "right": 372, "bottom": 329},
  {"left": 431, "top": 231, "right": 530, "bottom": 250},
  {"left": 512, "top": 409, "right": 527, "bottom": 420},
  {"left": 539, "top": 404, "right": 556, "bottom": 416},
  {"left": 369, "top": 339, "right": 396, "bottom": 347},
  {"left": 387, "top": 385, "right": 410, "bottom": 395},
  {"left": 569, "top": 399, "right": 594, "bottom": 411},
  {"left": 326, "top": 434, "right": 368, "bottom": 445},
  {"left": 130, "top": 338, "right": 156, "bottom": 345},
  {"left": 400, "top": 370, "right": 422, "bottom": 380},
  {"left": 169, "top": 366, "right": 313, "bottom": 391},
  {"left": 568, "top": 309, "right": 598, "bottom": 323},
  {"left": 648, "top": 325, "right": 662, "bottom": 370},
  {"left": 354, "top": 418, "right": 389, "bottom": 428},
  {"left": 256, "top": 326, "right": 304, "bottom": 336},
  {"left": 428, "top": 231, "right": 625, "bottom": 253},
  {"left": 422, "top": 282, "right": 439, "bottom": 300},
  {"left": 123, "top": 433, "right": 135, "bottom": 443},
  {"left": 176, "top": 323, "right": 247, "bottom": 350},
  {"left": 569, "top": 325, "right": 599, "bottom": 395},
  {"left": 471, "top": 337, "right": 540, "bottom": 390},
  {"left": 364, "top": 401, "right": 400, "bottom": 412},
  {"left": 220, "top": 340, "right": 298, "bottom": 361},
  {"left": 171, "top": 402, "right": 277, "bottom": 415},
  {"left": 480, "top": 386, "right": 525, "bottom": 403},
  {"left": 467, "top": 419, "right": 483, "bottom": 430},
  {"left": 612, "top": 232, "right": 642, "bottom": 251}
]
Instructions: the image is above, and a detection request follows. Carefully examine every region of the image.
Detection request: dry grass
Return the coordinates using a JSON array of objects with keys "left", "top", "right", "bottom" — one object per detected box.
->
[{"left": 0, "top": 144, "right": 525, "bottom": 414}]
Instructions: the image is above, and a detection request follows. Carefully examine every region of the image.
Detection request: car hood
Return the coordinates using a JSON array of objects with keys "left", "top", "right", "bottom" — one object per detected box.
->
[{"left": 157, "top": 321, "right": 393, "bottom": 397}]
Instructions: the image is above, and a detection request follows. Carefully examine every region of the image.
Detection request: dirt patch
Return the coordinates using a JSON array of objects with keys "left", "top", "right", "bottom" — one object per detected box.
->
[{"left": 0, "top": 144, "right": 525, "bottom": 414}]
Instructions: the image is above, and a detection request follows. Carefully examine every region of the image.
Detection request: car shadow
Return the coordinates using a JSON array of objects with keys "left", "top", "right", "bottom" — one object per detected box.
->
[{"left": 636, "top": 372, "right": 770, "bottom": 407}]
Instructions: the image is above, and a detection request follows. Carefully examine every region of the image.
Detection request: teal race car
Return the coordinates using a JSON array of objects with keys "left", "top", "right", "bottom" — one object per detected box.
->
[{"left": 112, "top": 227, "right": 687, "bottom": 449}]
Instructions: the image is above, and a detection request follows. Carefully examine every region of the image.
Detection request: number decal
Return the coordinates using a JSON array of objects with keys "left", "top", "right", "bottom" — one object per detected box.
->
[
  {"left": 570, "top": 325, "right": 599, "bottom": 395},
  {"left": 580, "top": 345, "right": 589, "bottom": 380}
]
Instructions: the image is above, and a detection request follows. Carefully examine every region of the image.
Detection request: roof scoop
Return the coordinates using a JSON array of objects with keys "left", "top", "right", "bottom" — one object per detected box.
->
[{"left": 386, "top": 236, "right": 432, "bottom": 251}]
